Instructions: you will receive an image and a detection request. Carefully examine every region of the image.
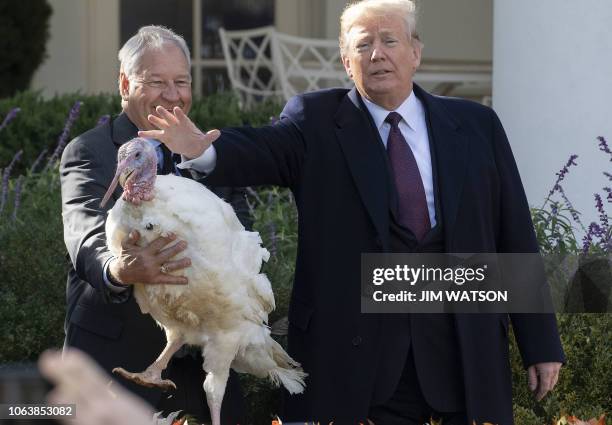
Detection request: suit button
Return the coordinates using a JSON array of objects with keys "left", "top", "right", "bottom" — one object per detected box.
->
[
  {"left": 375, "top": 237, "right": 382, "bottom": 247},
  {"left": 352, "top": 336, "right": 362, "bottom": 347}
]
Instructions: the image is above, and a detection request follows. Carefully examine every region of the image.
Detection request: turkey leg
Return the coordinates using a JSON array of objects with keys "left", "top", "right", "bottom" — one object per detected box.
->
[
  {"left": 113, "top": 336, "right": 184, "bottom": 391},
  {"left": 202, "top": 341, "right": 239, "bottom": 425},
  {"left": 203, "top": 365, "right": 230, "bottom": 425}
]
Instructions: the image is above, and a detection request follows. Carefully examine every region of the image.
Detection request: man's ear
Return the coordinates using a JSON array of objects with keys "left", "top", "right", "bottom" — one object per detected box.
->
[
  {"left": 119, "top": 71, "right": 130, "bottom": 100},
  {"left": 412, "top": 40, "right": 422, "bottom": 70},
  {"left": 342, "top": 55, "right": 353, "bottom": 79}
]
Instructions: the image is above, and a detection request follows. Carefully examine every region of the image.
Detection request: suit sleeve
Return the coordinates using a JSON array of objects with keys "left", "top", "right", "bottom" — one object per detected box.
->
[
  {"left": 204, "top": 95, "right": 306, "bottom": 190},
  {"left": 60, "top": 138, "right": 131, "bottom": 304},
  {"left": 488, "top": 108, "right": 565, "bottom": 367}
]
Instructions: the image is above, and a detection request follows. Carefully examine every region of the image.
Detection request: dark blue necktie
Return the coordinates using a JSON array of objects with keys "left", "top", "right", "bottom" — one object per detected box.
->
[
  {"left": 385, "top": 112, "right": 431, "bottom": 241},
  {"left": 157, "top": 144, "right": 175, "bottom": 175}
]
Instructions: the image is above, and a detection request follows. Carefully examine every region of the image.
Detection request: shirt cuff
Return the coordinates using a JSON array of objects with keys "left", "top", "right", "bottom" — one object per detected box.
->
[
  {"left": 177, "top": 145, "right": 217, "bottom": 174},
  {"left": 103, "top": 257, "right": 129, "bottom": 293}
]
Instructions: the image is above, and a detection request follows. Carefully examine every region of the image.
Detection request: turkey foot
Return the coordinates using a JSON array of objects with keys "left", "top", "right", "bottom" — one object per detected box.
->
[
  {"left": 113, "top": 367, "right": 177, "bottom": 391},
  {"left": 113, "top": 336, "right": 184, "bottom": 391}
]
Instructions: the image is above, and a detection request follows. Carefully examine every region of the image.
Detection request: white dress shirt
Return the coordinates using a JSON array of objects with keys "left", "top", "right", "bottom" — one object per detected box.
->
[{"left": 361, "top": 91, "right": 436, "bottom": 227}]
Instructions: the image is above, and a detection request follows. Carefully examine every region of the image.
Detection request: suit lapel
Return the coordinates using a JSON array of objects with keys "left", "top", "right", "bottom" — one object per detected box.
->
[
  {"left": 414, "top": 85, "right": 468, "bottom": 248},
  {"left": 334, "top": 88, "right": 391, "bottom": 250},
  {"left": 111, "top": 112, "right": 138, "bottom": 146}
]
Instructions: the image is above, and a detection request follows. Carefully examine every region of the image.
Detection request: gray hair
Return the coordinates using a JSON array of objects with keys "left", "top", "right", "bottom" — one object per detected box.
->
[
  {"left": 339, "top": 0, "right": 421, "bottom": 57},
  {"left": 118, "top": 25, "right": 191, "bottom": 78}
]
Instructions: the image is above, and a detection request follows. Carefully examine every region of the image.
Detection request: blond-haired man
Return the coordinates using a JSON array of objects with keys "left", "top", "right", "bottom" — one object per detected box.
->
[{"left": 143, "top": 2, "right": 564, "bottom": 423}]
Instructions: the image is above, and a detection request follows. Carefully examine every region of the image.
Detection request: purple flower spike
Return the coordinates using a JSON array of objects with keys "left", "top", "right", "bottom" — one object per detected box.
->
[
  {"left": 0, "top": 150, "right": 23, "bottom": 215},
  {"left": 29, "top": 148, "right": 48, "bottom": 174},
  {"left": 96, "top": 114, "right": 110, "bottom": 127},
  {"left": 594, "top": 193, "right": 609, "bottom": 229},
  {"left": 0, "top": 107, "right": 21, "bottom": 132},
  {"left": 582, "top": 222, "right": 605, "bottom": 254},
  {"left": 268, "top": 221, "right": 277, "bottom": 257},
  {"left": 47, "top": 101, "right": 83, "bottom": 167},
  {"left": 558, "top": 186, "right": 582, "bottom": 226},
  {"left": 604, "top": 187, "right": 612, "bottom": 202},
  {"left": 545, "top": 154, "right": 578, "bottom": 202},
  {"left": 597, "top": 136, "right": 612, "bottom": 160},
  {"left": 11, "top": 175, "right": 24, "bottom": 222}
]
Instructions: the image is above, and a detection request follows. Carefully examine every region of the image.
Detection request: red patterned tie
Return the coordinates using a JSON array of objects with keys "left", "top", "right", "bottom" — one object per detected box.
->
[{"left": 385, "top": 112, "right": 431, "bottom": 241}]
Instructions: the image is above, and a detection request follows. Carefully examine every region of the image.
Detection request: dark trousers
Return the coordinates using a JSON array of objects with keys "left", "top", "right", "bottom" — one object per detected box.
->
[{"left": 368, "top": 349, "right": 467, "bottom": 425}]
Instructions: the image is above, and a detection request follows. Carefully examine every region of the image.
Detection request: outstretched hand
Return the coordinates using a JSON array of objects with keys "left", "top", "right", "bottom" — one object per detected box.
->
[
  {"left": 138, "top": 105, "right": 220, "bottom": 159},
  {"left": 108, "top": 230, "right": 190, "bottom": 285}
]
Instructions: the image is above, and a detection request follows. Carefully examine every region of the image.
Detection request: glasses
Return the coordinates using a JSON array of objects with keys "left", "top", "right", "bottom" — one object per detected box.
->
[{"left": 133, "top": 78, "right": 192, "bottom": 91}]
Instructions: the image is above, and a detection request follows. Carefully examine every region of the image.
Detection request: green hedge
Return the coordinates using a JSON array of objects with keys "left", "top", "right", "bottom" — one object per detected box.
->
[
  {"left": 0, "top": 92, "right": 609, "bottom": 423},
  {"left": 0, "top": 91, "right": 280, "bottom": 175}
]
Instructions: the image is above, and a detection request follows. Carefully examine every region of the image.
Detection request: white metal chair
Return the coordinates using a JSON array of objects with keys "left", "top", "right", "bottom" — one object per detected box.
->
[
  {"left": 218, "top": 26, "right": 283, "bottom": 107},
  {"left": 271, "top": 31, "right": 352, "bottom": 101}
]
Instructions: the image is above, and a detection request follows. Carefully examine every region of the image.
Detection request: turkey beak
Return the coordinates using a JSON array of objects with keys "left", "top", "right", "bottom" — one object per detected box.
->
[{"left": 100, "top": 159, "right": 129, "bottom": 208}]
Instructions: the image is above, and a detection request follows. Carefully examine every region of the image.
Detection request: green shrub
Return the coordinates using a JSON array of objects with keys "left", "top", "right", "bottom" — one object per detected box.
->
[
  {"left": 0, "top": 91, "right": 121, "bottom": 174},
  {"left": 0, "top": 166, "right": 66, "bottom": 362},
  {"left": 0, "top": 91, "right": 282, "bottom": 176},
  {"left": 0, "top": 1, "right": 52, "bottom": 98},
  {"left": 509, "top": 314, "right": 611, "bottom": 423}
]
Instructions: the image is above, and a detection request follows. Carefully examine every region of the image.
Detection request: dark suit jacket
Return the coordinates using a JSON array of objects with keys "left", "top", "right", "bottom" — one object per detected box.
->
[
  {"left": 59, "top": 112, "right": 247, "bottom": 423},
  {"left": 203, "top": 85, "right": 565, "bottom": 424}
]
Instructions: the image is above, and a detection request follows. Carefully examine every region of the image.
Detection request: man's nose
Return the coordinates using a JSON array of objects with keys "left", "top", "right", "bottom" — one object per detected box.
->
[
  {"left": 162, "top": 82, "right": 180, "bottom": 101},
  {"left": 370, "top": 41, "right": 386, "bottom": 61}
]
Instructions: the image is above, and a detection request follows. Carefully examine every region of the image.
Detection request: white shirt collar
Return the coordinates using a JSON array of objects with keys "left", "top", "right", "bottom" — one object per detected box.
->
[
  {"left": 361, "top": 89, "right": 422, "bottom": 132},
  {"left": 146, "top": 138, "right": 161, "bottom": 148}
]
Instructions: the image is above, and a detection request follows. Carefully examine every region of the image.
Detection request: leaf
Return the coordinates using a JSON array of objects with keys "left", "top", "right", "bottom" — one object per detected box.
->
[
  {"left": 588, "top": 414, "right": 606, "bottom": 425},
  {"left": 557, "top": 414, "right": 605, "bottom": 425}
]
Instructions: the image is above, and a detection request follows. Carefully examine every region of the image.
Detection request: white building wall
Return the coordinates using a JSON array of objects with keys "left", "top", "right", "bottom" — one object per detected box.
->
[
  {"left": 417, "top": 0, "right": 492, "bottom": 62},
  {"left": 31, "top": 0, "right": 119, "bottom": 97},
  {"left": 322, "top": 0, "right": 492, "bottom": 63},
  {"left": 493, "top": 0, "right": 612, "bottom": 232}
]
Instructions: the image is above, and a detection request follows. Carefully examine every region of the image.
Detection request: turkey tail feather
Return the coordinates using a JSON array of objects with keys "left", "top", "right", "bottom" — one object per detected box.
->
[{"left": 267, "top": 335, "right": 307, "bottom": 394}]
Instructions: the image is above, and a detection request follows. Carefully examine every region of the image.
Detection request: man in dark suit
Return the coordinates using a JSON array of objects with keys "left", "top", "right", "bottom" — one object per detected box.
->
[
  {"left": 141, "top": 1, "right": 564, "bottom": 424},
  {"left": 60, "top": 26, "right": 245, "bottom": 424}
]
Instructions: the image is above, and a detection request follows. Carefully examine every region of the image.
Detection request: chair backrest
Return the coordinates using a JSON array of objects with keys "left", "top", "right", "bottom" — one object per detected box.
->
[
  {"left": 271, "top": 31, "right": 352, "bottom": 101},
  {"left": 218, "top": 26, "right": 283, "bottom": 107}
]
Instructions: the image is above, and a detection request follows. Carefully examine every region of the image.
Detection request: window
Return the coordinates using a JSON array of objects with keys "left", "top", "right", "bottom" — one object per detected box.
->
[{"left": 120, "top": 0, "right": 274, "bottom": 97}]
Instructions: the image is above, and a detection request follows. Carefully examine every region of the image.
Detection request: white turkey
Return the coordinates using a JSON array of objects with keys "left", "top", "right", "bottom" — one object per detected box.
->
[{"left": 100, "top": 137, "right": 306, "bottom": 425}]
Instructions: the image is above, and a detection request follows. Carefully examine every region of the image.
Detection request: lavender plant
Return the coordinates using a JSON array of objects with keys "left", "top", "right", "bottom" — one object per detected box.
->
[
  {"left": 532, "top": 154, "right": 581, "bottom": 254},
  {"left": 0, "top": 150, "right": 23, "bottom": 216},
  {"left": 581, "top": 137, "right": 612, "bottom": 252},
  {"left": 96, "top": 114, "right": 110, "bottom": 127},
  {"left": 11, "top": 176, "right": 24, "bottom": 222},
  {"left": 0, "top": 107, "right": 21, "bottom": 132},
  {"left": 533, "top": 137, "right": 612, "bottom": 254},
  {"left": 46, "top": 100, "right": 83, "bottom": 168}
]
